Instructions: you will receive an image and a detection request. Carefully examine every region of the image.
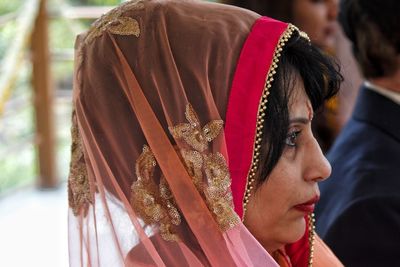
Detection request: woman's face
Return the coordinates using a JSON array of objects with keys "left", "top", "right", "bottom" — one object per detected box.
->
[
  {"left": 244, "top": 77, "right": 331, "bottom": 253},
  {"left": 292, "top": 0, "right": 339, "bottom": 50}
]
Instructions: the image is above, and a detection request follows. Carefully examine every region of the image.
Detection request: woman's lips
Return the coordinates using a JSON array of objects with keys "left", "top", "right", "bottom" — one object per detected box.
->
[{"left": 294, "top": 195, "right": 320, "bottom": 213}]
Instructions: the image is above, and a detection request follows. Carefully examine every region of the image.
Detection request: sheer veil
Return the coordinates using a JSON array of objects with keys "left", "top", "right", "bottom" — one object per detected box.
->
[{"left": 68, "top": 0, "right": 340, "bottom": 266}]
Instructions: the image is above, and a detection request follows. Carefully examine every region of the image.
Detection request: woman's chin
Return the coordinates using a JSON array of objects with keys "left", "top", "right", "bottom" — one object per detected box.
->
[
  {"left": 256, "top": 217, "right": 307, "bottom": 252},
  {"left": 285, "top": 216, "right": 307, "bottom": 244}
]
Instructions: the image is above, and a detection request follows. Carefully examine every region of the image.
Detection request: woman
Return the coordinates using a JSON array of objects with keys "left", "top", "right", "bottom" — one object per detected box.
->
[{"left": 68, "top": 0, "right": 342, "bottom": 266}]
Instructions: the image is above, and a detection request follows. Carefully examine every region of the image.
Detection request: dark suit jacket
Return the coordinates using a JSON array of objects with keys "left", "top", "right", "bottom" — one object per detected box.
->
[{"left": 315, "top": 85, "right": 400, "bottom": 267}]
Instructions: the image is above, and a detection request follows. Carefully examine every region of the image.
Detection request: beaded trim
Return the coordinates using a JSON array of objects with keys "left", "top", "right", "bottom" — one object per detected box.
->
[
  {"left": 308, "top": 213, "right": 316, "bottom": 267},
  {"left": 299, "top": 30, "right": 311, "bottom": 43},
  {"left": 242, "top": 24, "right": 297, "bottom": 212},
  {"left": 240, "top": 23, "right": 314, "bottom": 265}
]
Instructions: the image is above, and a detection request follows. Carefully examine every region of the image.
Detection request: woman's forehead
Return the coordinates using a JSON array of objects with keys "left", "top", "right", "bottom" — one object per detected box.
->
[{"left": 289, "top": 77, "right": 313, "bottom": 120}]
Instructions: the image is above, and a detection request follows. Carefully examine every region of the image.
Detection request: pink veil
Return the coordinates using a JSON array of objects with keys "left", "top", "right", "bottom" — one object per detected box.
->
[{"left": 68, "top": 0, "right": 341, "bottom": 266}]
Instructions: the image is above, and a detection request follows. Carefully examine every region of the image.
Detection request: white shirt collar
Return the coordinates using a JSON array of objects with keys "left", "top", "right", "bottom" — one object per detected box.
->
[{"left": 364, "top": 81, "right": 400, "bottom": 106}]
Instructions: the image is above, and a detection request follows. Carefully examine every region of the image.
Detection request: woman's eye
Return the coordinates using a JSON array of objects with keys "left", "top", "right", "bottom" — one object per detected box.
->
[{"left": 285, "top": 130, "right": 301, "bottom": 147}]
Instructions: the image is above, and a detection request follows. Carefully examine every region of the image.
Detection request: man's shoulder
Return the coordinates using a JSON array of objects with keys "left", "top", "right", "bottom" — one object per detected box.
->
[{"left": 328, "top": 118, "right": 400, "bottom": 171}]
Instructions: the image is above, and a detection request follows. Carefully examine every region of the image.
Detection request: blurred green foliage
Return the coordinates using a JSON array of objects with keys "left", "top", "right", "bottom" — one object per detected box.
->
[
  {"left": 0, "top": 1, "right": 21, "bottom": 58},
  {"left": 0, "top": 21, "right": 16, "bottom": 61},
  {"left": 0, "top": 0, "right": 22, "bottom": 15}
]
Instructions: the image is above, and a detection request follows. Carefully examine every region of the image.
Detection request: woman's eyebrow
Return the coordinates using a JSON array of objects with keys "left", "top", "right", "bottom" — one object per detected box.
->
[{"left": 289, "top": 117, "right": 310, "bottom": 124}]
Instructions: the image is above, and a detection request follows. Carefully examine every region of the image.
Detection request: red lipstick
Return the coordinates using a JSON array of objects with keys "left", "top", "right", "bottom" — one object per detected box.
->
[{"left": 294, "top": 195, "right": 320, "bottom": 213}]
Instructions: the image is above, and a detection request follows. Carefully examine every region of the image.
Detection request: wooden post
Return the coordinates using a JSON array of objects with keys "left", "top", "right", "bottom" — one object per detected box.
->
[{"left": 31, "top": 0, "right": 58, "bottom": 188}]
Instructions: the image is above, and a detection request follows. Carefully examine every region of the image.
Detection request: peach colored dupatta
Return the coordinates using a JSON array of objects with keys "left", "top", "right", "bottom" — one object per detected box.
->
[
  {"left": 313, "top": 236, "right": 344, "bottom": 267},
  {"left": 68, "top": 0, "right": 341, "bottom": 266},
  {"left": 69, "top": 0, "right": 278, "bottom": 265}
]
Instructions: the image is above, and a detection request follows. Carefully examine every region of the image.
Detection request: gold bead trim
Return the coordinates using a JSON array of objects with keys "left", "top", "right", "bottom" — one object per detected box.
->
[
  {"left": 308, "top": 213, "right": 316, "bottom": 267},
  {"left": 299, "top": 30, "right": 311, "bottom": 43},
  {"left": 242, "top": 24, "right": 297, "bottom": 213}
]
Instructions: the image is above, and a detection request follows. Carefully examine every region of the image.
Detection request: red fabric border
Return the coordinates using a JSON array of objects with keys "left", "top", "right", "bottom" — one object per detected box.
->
[
  {"left": 225, "top": 17, "right": 311, "bottom": 267},
  {"left": 225, "top": 16, "right": 288, "bottom": 219}
]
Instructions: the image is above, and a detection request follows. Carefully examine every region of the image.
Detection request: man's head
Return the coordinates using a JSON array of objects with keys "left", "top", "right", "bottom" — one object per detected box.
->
[{"left": 339, "top": 0, "right": 400, "bottom": 78}]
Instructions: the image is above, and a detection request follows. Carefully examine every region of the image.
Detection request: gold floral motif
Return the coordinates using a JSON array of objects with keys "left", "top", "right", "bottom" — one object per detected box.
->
[
  {"left": 131, "top": 104, "right": 239, "bottom": 242},
  {"left": 180, "top": 149, "right": 203, "bottom": 190},
  {"left": 84, "top": 0, "right": 143, "bottom": 44},
  {"left": 203, "top": 153, "right": 239, "bottom": 230},
  {"left": 169, "top": 104, "right": 223, "bottom": 152},
  {"left": 159, "top": 177, "right": 181, "bottom": 226},
  {"left": 68, "top": 110, "right": 93, "bottom": 217},
  {"left": 170, "top": 104, "right": 239, "bottom": 231},
  {"left": 130, "top": 145, "right": 181, "bottom": 242}
]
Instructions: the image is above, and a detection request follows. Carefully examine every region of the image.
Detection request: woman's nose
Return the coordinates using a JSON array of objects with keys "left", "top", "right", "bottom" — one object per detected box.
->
[{"left": 304, "top": 138, "right": 332, "bottom": 182}]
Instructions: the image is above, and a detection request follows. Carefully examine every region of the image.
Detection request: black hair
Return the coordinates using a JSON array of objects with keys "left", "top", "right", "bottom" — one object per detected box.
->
[
  {"left": 257, "top": 31, "right": 342, "bottom": 184},
  {"left": 339, "top": 0, "right": 400, "bottom": 78}
]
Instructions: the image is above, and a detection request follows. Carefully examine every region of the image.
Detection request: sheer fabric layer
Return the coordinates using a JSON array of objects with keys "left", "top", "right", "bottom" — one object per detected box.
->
[{"left": 69, "top": 0, "right": 278, "bottom": 266}]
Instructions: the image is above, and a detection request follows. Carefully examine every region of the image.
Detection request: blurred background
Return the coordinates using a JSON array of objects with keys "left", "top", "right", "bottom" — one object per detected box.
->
[{"left": 0, "top": 0, "right": 125, "bottom": 266}]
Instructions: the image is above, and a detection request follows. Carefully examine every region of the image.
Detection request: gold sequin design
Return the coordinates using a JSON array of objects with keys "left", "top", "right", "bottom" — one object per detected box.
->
[
  {"left": 131, "top": 104, "right": 239, "bottom": 242},
  {"left": 84, "top": 0, "right": 143, "bottom": 44},
  {"left": 169, "top": 104, "right": 224, "bottom": 152},
  {"left": 130, "top": 145, "right": 181, "bottom": 242},
  {"left": 180, "top": 149, "right": 203, "bottom": 190},
  {"left": 170, "top": 104, "right": 240, "bottom": 232},
  {"left": 203, "top": 153, "right": 238, "bottom": 230},
  {"left": 68, "top": 110, "right": 94, "bottom": 217}
]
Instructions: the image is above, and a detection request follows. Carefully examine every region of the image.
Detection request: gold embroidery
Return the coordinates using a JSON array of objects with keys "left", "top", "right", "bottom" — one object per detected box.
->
[
  {"left": 130, "top": 145, "right": 181, "bottom": 242},
  {"left": 180, "top": 149, "right": 203, "bottom": 189},
  {"left": 131, "top": 104, "right": 239, "bottom": 242},
  {"left": 203, "top": 153, "right": 239, "bottom": 230},
  {"left": 68, "top": 110, "right": 93, "bottom": 216},
  {"left": 169, "top": 104, "right": 223, "bottom": 152},
  {"left": 160, "top": 177, "right": 181, "bottom": 226},
  {"left": 170, "top": 104, "right": 239, "bottom": 232},
  {"left": 85, "top": 0, "right": 143, "bottom": 44}
]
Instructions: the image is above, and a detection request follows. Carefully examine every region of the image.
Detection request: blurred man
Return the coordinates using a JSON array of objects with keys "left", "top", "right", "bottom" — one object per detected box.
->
[{"left": 315, "top": 0, "right": 400, "bottom": 266}]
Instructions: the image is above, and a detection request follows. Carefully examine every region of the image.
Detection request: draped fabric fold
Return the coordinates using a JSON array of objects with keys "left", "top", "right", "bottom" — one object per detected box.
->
[
  {"left": 68, "top": 0, "right": 279, "bottom": 265},
  {"left": 68, "top": 0, "right": 341, "bottom": 266}
]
